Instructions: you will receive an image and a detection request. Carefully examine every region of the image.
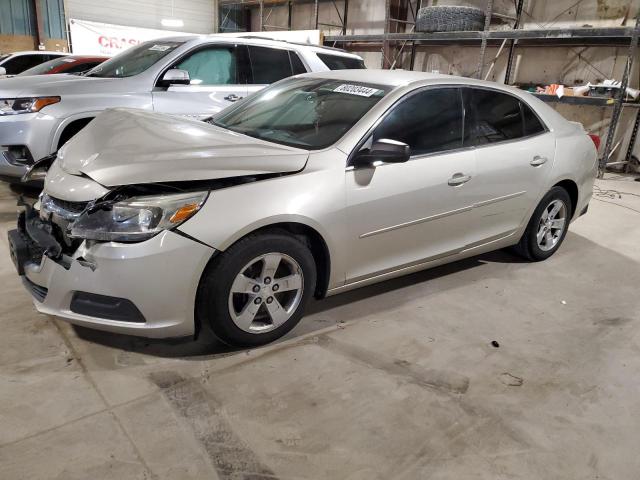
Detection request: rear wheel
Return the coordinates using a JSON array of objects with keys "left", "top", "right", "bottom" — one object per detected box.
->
[
  {"left": 514, "top": 187, "right": 572, "bottom": 261},
  {"left": 196, "top": 232, "right": 316, "bottom": 347}
]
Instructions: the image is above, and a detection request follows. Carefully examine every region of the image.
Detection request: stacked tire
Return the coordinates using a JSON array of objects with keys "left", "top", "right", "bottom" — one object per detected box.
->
[{"left": 416, "top": 6, "right": 485, "bottom": 33}]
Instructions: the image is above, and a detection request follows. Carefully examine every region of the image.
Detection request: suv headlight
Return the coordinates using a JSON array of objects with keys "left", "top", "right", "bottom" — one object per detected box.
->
[
  {"left": 69, "top": 191, "right": 209, "bottom": 242},
  {"left": 0, "top": 96, "right": 60, "bottom": 115}
]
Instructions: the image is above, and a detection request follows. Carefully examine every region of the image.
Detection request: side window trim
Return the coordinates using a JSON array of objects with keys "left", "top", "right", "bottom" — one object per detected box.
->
[
  {"left": 519, "top": 98, "right": 549, "bottom": 138},
  {"left": 347, "top": 85, "right": 467, "bottom": 167},
  {"left": 288, "top": 50, "right": 308, "bottom": 74}
]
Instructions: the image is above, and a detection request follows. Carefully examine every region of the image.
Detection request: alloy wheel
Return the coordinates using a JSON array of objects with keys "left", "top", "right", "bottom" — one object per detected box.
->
[
  {"left": 536, "top": 199, "right": 567, "bottom": 252},
  {"left": 228, "top": 252, "right": 304, "bottom": 333}
]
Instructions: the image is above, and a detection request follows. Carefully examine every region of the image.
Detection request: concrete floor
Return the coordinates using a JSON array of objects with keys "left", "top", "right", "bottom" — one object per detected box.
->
[{"left": 1, "top": 176, "right": 639, "bottom": 479}]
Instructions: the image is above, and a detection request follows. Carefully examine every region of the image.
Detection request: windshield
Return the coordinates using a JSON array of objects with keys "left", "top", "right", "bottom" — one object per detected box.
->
[
  {"left": 18, "top": 57, "right": 75, "bottom": 76},
  {"left": 210, "top": 78, "right": 390, "bottom": 150},
  {"left": 85, "top": 41, "right": 184, "bottom": 78}
]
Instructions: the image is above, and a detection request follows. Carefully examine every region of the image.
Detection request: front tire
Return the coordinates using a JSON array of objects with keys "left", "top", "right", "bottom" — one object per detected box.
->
[
  {"left": 514, "top": 187, "right": 572, "bottom": 261},
  {"left": 196, "top": 231, "right": 317, "bottom": 347}
]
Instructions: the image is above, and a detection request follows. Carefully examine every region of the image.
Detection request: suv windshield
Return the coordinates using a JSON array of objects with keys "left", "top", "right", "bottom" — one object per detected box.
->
[
  {"left": 85, "top": 41, "right": 184, "bottom": 78},
  {"left": 210, "top": 78, "right": 390, "bottom": 149}
]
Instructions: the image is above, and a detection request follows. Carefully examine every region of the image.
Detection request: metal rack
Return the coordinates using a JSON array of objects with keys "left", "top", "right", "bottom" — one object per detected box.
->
[
  {"left": 218, "top": 0, "right": 349, "bottom": 34},
  {"left": 216, "top": 0, "right": 639, "bottom": 174},
  {"left": 322, "top": 2, "right": 639, "bottom": 176}
]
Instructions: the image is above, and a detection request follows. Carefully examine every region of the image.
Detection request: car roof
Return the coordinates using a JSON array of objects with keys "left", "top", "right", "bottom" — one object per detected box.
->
[
  {"left": 60, "top": 55, "right": 109, "bottom": 60},
  {"left": 150, "top": 35, "right": 361, "bottom": 58},
  {"left": 297, "top": 69, "right": 462, "bottom": 86},
  {"left": 5, "top": 51, "right": 68, "bottom": 56},
  {"left": 299, "top": 69, "right": 530, "bottom": 92}
]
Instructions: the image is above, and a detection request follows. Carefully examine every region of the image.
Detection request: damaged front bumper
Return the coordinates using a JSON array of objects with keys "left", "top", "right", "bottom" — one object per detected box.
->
[{"left": 8, "top": 205, "right": 215, "bottom": 338}]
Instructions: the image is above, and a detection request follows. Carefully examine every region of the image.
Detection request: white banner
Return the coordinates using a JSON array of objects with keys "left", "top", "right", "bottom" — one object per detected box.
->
[
  {"left": 69, "top": 19, "right": 193, "bottom": 56},
  {"left": 69, "top": 18, "right": 322, "bottom": 57}
]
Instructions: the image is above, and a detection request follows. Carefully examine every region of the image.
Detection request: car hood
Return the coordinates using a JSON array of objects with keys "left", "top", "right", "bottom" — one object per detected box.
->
[
  {"left": 57, "top": 108, "right": 309, "bottom": 187},
  {"left": 0, "top": 74, "right": 130, "bottom": 96}
]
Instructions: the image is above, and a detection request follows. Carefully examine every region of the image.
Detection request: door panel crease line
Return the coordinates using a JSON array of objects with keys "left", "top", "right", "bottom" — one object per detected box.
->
[{"left": 358, "top": 191, "right": 526, "bottom": 239}]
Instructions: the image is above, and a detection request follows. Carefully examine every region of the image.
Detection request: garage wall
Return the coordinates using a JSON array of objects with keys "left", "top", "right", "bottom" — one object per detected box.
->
[
  {"left": 65, "top": 0, "right": 217, "bottom": 34},
  {"left": 0, "top": 0, "right": 37, "bottom": 37},
  {"left": 0, "top": 0, "right": 68, "bottom": 53}
]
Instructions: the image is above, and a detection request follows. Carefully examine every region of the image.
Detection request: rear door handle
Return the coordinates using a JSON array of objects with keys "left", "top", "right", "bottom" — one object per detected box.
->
[
  {"left": 530, "top": 155, "right": 548, "bottom": 166},
  {"left": 224, "top": 94, "right": 243, "bottom": 102},
  {"left": 447, "top": 173, "right": 472, "bottom": 186}
]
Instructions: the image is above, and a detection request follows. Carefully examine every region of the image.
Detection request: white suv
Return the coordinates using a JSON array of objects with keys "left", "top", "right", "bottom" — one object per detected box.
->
[
  {"left": 0, "top": 51, "right": 68, "bottom": 77},
  {"left": 0, "top": 36, "right": 364, "bottom": 181}
]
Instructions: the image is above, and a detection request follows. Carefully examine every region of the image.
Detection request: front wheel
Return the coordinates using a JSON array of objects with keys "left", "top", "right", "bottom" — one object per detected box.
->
[
  {"left": 196, "top": 232, "right": 317, "bottom": 347},
  {"left": 514, "top": 187, "right": 572, "bottom": 261}
]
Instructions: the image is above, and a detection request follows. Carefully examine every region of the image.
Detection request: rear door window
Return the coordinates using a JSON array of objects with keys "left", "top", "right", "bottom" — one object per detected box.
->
[
  {"left": 2, "top": 55, "right": 45, "bottom": 74},
  {"left": 373, "top": 87, "right": 463, "bottom": 156},
  {"left": 522, "top": 102, "right": 546, "bottom": 136},
  {"left": 247, "top": 46, "right": 296, "bottom": 84},
  {"left": 463, "top": 88, "right": 525, "bottom": 146},
  {"left": 316, "top": 53, "right": 365, "bottom": 70}
]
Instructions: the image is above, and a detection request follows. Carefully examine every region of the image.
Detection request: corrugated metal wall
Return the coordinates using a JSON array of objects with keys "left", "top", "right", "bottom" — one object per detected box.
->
[
  {"left": 65, "top": 0, "right": 216, "bottom": 34},
  {"left": 0, "top": 0, "right": 66, "bottom": 38},
  {"left": 0, "top": 0, "right": 36, "bottom": 36},
  {"left": 43, "top": 0, "right": 66, "bottom": 39}
]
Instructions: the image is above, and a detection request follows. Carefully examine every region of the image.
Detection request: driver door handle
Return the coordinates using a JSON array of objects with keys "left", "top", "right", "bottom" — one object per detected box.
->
[
  {"left": 530, "top": 155, "right": 548, "bottom": 166},
  {"left": 224, "top": 94, "right": 243, "bottom": 102},
  {"left": 448, "top": 173, "right": 472, "bottom": 186}
]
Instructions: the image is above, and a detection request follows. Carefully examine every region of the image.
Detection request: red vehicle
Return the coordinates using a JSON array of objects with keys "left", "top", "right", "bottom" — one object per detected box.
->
[{"left": 16, "top": 55, "right": 108, "bottom": 77}]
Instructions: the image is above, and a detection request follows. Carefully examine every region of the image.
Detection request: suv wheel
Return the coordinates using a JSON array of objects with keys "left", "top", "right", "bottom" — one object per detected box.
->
[{"left": 197, "top": 232, "right": 316, "bottom": 347}]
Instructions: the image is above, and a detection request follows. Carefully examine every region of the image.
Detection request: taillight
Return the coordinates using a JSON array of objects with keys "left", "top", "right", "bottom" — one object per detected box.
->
[{"left": 588, "top": 133, "right": 601, "bottom": 151}]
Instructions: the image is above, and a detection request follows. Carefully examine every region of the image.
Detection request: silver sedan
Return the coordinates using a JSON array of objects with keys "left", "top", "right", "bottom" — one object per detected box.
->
[{"left": 9, "top": 70, "right": 598, "bottom": 346}]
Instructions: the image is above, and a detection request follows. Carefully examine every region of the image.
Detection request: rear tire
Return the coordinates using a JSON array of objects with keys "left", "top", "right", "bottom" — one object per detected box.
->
[
  {"left": 196, "top": 231, "right": 316, "bottom": 347},
  {"left": 513, "top": 187, "right": 572, "bottom": 261}
]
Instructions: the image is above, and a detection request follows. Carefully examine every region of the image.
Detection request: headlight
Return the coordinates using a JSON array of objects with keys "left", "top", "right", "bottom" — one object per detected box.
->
[
  {"left": 69, "top": 191, "right": 209, "bottom": 242},
  {"left": 0, "top": 96, "right": 60, "bottom": 115}
]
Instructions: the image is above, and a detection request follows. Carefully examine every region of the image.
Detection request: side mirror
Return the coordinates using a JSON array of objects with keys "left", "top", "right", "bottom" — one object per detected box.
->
[
  {"left": 160, "top": 68, "right": 190, "bottom": 86},
  {"left": 352, "top": 139, "right": 411, "bottom": 167},
  {"left": 0, "top": 67, "right": 6, "bottom": 76}
]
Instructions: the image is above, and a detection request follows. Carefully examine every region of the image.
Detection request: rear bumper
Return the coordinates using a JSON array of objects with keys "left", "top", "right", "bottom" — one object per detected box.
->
[{"left": 10, "top": 210, "right": 215, "bottom": 338}]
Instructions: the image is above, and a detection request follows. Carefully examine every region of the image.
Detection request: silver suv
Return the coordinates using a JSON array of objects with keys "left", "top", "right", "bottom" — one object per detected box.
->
[{"left": 0, "top": 36, "right": 364, "bottom": 181}]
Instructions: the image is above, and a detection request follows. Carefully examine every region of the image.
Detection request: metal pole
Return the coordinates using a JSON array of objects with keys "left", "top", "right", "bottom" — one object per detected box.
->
[
  {"left": 259, "top": 0, "right": 264, "bottom": 31},
  {"left": 31, "top": 0, "right": 46, "bottom": 49},
  {"left": 343, "top": 0, "right": 349, "bottom": 35},
  {"left": 409, "top": 41, "right": 417, "bottom": 70},
  {"left": 382, "top": 0, "right": 391, "bottom": 68},
  {"left": 314, "top": 0, "right": 319, "bottom": 29},
  {"left": 623, "top": 108, "right": 640, "bottom": 172},
  {"left": 504, "top": 0, "right": 524, "bottom": 84},
  {"left": 599, "top": 18, "right": 640, "bottom": 176},
  {"left": 288, "top": 1, "right": 293, "bottom": 30},
  {"left": 476, "top": 0, "right": 493, "bottom": 79}
]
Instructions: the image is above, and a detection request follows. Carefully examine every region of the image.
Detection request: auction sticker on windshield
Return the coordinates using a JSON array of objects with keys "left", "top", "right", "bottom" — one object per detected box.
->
[
  {"left": 149, "top": 44, "right": 171, "bottom": 52},
  {"left": 333, "top": 84, "right": 380, "bottom": 97}
]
